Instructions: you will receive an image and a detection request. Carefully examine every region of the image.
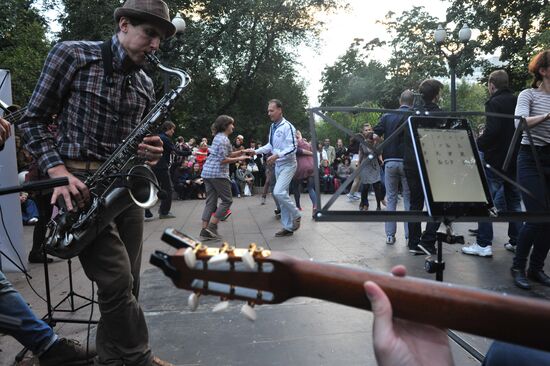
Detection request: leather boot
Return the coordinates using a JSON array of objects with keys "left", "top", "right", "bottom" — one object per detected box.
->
[
  {"left": 511, "top": 267, "right": 531, "bottom": 290},
  {"left": 527, "top": 269, "right": 550, "bottom": 287}
]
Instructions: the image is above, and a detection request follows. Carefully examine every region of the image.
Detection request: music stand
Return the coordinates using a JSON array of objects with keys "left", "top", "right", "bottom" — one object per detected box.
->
[
  {"left": 40, "top": 248, "right": 98, "bottom": 326},
  {"left": 409, "top": 116, "right": 493, "bottom": 362}
]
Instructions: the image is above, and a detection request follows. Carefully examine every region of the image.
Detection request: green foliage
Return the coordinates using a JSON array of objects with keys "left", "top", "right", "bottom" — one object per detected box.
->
[
  {"left": 315, "top": 104, "right": 382, "bottom": 146},
  {"left": 439, "top": 80, "right": 488, "bottom": 131},
  {"left": 0, "top": 0, "right": 51, "bottom": 105},
  {"left": 447, "top": 0, "right": 550, "bottom": 91},
  {"left": 48, "top": 0, "right": 340, "bottom": 142},
  {"left": 57, "top": 0, "right": 121, "bottom": 41},
  {"left": 319, "top": 44, "right": 387, "bottom": 107}
]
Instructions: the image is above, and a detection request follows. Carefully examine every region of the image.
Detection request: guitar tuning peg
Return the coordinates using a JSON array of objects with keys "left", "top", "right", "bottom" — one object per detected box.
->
[
  {"left": 212, "top": 300, "right": 230, "bottom": 313},
  {"left": 208, "top": 252, "right": 229, "bottom": 265},
  {"left": 184, "top": 247, "right": 196, "bottom": 268},
  {"left": 241, "top": 302, "right": 257, "bottom": 321},
  {"left": 241, "top": 250, "right": 255, "bottom": 270},
  {"left": 188, "top": 292, "right": 200, "bottom": 311}
]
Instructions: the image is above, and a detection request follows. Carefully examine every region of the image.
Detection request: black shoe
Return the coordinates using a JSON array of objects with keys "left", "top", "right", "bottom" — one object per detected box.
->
[
  {"left": 468, "top": 228, "right": 478, "bottom": 236},
  {"left": 527, "top": 269, "right": 550, "bottom": 287},
  {"left": 159, "top": 212, "right": 176, "bottom": 219},
  {"left": 292, "top": 217, "right": 301, "bottom": 231},
  {"left": 408, "top": 244, "right": 425, "bottom": 255},
  {"left": 28, "top": 251, "right": 53, "bottom": 264},
  {"left": 199, "top": 228, "right": 219, "bottom": 240},
  {"left": 39, "top": 338, "right": 96, "bottom": 366},
  {"left": 511, "top": 268, "right": 531, "bottom": 290},
  {"left": 408, "top": 243, "right": 436, "bottom": 255},
  {"left": 275, "top": 229, "right": 294, "bottom": 237},
  {"left": 419, "top": 244, "right": 436, "bottom": 255}
]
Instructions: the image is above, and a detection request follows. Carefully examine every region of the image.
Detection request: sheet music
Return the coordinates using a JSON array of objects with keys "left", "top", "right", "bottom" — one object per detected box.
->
[{"left": 418, "top": 128, "right": 487, "bottom": 203}]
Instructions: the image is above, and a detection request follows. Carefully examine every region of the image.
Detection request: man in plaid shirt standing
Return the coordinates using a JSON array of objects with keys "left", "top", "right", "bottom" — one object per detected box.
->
[{"left": 20, "top": 1, "right": 177, "bottom": 365}]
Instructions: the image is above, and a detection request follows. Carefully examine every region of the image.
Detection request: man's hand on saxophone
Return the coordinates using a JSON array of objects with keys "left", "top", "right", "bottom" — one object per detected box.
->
[
  {"left": 47, "top": 164, "right": 90, "bottom": 212},
  {"left": 138, "top": 135, "right": 163, "bottom": 165}
]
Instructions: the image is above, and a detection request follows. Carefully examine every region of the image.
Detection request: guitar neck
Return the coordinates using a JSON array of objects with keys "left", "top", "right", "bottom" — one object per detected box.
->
[
  {"left": 285, "top": 255, "right": 550, "bottom": 352},
  {"left": 4, "top": 107, "right": 27, "bottom": 126}
]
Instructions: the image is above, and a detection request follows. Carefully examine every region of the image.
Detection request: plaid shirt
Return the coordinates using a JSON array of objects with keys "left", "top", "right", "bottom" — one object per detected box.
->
[
  {"left": 201, "top": 133, "right": 232, "bottom": 178},
  {"left": 20, "top": 35, "right": 155, "bottom": 174}
]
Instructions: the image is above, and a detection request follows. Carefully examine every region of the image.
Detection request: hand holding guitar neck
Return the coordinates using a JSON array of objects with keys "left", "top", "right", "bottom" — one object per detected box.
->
[
  {"left": 0, "top": 117, "right": 10, "bottom": 149},
  {"left": 365, "top": 265, "right": 453, "bottom": 366},
  {"left": 151, "top": 227, "right": 550, "bottom": 353}
]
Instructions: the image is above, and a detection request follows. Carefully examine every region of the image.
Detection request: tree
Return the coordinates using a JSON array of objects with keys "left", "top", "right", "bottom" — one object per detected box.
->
[
  {"left": 49, "top": 0, "right": 341, "bottom": 141},
  {"left": 447, "top": 0, "right": 550, "bottom": 91},
  {"left": 319, "top": 43, "right": 387, "bottom": 107},
  {"left": 56, "top": 0, "right": 121, "bottom": 41},
  {"left": 0, "top": 0, "right": 51, "bottom": 105}
]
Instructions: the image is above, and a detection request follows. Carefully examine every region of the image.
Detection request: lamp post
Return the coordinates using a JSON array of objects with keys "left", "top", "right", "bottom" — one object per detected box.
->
[
  {"left": 163, "top": 13, "right": 187, "bottom": 93},
  {"left": 434, "top": 24, "right": 471, "bottom": 111}
]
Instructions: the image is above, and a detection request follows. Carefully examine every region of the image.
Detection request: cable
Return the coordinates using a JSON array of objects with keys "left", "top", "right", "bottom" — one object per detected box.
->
[
  {"left": 0, "top": 204, "right": 48, "bottom": 303},
  {"left": 86, "top": 281, "right": 94, "bottom": 360}
]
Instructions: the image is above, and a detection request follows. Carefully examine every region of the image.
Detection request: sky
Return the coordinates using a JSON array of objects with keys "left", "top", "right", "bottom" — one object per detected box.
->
[{"left": 299, "top": 0, "right": 450, "bottom": 107}]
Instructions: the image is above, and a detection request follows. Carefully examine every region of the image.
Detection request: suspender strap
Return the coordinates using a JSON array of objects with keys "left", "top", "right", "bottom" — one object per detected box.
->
[{"left": 100, "top": 39, "right": 114, "bottom": 87}]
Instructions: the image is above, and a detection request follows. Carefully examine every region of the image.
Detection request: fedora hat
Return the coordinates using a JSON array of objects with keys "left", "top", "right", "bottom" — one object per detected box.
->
[{"left": 114, "top": 0, "right": 176, "bottom": 39}]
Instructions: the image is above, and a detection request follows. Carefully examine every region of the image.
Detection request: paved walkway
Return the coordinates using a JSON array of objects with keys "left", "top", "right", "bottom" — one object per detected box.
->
[{"left": 1, "top": 193, "right": 549, "bottom": 365}]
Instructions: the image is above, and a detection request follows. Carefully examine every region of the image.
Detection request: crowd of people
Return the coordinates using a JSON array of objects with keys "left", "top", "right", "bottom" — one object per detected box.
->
[{"left": 0, "top": 0, "right": 549, "bottom": 364}]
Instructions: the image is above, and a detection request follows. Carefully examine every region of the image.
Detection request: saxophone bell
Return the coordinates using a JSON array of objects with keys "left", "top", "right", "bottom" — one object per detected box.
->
[{"left": 126, "top": 165, "right": 159, "bottom": 209}]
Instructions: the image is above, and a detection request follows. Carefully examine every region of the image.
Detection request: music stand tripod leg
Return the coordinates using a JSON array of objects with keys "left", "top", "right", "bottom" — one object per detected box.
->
[{"left": 424, "top": 222, "right": 485, "bottom": 363}]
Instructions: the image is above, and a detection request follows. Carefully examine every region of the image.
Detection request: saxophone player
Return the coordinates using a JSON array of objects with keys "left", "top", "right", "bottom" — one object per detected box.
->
[{"left": 20, "top": 1, "right": 176, "bottom": 365}]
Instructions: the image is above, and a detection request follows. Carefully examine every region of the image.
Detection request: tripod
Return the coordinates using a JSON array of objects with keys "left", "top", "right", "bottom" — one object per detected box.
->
[
  {"left": 14, "top": 241, "right": 98, "bottom": 363},
  {"left": 41, "top": 247, "right": 98, "bottom": 326},
  {"left": 422, "top": 220, "right": 485, "bottom": 363}
]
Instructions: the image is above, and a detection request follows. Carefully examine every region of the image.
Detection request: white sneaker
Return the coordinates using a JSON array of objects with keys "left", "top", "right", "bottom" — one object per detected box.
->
[
  {"left": 347, "top": 193, "right": 360, "bottom": 201},
  {"left": 386, "top": 235, "right": 396, "bottom": 245},
  {"left": 461, "top": 243, "right": 492, "bottom": 257}
]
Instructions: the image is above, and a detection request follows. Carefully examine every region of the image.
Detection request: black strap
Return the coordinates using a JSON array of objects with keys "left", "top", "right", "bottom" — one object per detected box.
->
[{"left": 100, "top": 39, "right": 114, "bottom": 87}]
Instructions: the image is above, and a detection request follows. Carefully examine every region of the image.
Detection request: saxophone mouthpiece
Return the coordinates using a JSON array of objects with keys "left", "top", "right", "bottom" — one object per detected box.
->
[{"left": 145, "top": 53, "right": 160, "bottom": 65}]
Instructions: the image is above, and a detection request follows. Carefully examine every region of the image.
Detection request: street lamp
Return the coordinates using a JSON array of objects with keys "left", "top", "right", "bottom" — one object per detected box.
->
[
  {"left": 172, "top": 12, "right": 186, "bottom": 34},
  {"left": 434, "top": 24, "right": 472, "bottom": 111},
  {"left": 163, "top": 13, "right": 187, "bottom": 93}
]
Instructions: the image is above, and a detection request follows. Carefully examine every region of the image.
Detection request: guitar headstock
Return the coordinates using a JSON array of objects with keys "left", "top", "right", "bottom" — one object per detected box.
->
[{"left": 151, "top": 228, "right": 295, "bottom": 319}]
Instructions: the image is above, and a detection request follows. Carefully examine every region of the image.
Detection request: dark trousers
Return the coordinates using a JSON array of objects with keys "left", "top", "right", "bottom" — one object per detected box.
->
[
  {"left": 153, "top": 167, "right": 172, "bottom": 215},
  {"left": 483, "top": 341, "right": 550, "bottom": 366},
  {"left": 31, "top": 193, "right": 53, "bottom": 255},
  {"left": 405, "top": 167, "right": 424, "bottom": 246},
  {"left": 79, "top": 205, "right": 150, "bottom": 365},
  {"left": 360, "top": 182, "right": 384, "bottom": 209},
  {"left": 404, "top": 166, "right": 442, "bottom": 246},
  {"left": 513, "top": 148, "right": 550, "bottom": 271},
  {"left": 68, "top": 168, "right": 151, "bottom": 364}
]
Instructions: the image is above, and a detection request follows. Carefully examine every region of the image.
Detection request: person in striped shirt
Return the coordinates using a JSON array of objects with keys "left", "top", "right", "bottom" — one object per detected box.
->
[{"left": 511, "top": 49, "right": 550, "bottom": 290}]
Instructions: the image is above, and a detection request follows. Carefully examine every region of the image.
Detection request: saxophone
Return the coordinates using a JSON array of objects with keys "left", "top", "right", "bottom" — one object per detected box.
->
[{"left": 44, "top": 54, "right": 191, "bottom": 259}]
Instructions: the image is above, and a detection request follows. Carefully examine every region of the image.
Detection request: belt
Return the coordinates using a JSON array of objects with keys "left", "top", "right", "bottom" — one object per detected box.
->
[
  {"left": 64, "top": 159, "right": 102, "bottom": 171},
  {"left": 520, "top": 144, "right": 550, "bottom": 154}
]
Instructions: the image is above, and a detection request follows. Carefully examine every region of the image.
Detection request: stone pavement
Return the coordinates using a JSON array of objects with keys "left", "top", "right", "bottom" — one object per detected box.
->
[{"left": 1, "top": 193, "right": 549, "bottom": 365}]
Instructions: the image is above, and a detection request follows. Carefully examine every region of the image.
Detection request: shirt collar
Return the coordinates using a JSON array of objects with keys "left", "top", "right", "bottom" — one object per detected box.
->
[
  {"left": 112, "top": 34, "right": 140, "bottom": 74},
  {"left": 273, "top": 117, "right": 284, "bottom": 126}
]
